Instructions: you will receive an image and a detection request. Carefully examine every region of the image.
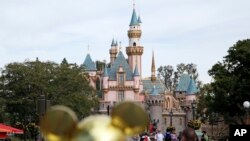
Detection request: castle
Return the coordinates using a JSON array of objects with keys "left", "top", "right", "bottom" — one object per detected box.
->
[{"left": 82, "top": 4, "right": 199, "bottom": 134}]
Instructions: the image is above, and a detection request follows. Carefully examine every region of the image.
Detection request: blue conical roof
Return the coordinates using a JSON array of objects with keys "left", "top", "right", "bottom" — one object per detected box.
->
[
  {"left": 133, "top": 64, "right": 140, "bottom": 76},
  {"left": 129, "top": 9, "right": 139, "bottom": 26},
  {"left": 150, "top": 85, "right": 159, "bottom": 95},
  {"left": 175, "top": 74, "right": 199, "bottom": 95},
  {"left": 138, "top": 16, "right": 142, "bottom": 23},
  {"left": 111, "top": 38, "right": 115, "bottom": 46},
  {"left": 83, "top": 54, "right": 97, "bottom": 71},
  {"left": 115, "top": 40, "right": 118, "bottom": 46},
  {"left": 103, "top": 65, "right": 109, "bottom": 77},
  {"left": 176, "top": 74, "right": 190, "bottom": 92},
  {"left": 187, "top": 78, "right": 199, "bottom": 94}
]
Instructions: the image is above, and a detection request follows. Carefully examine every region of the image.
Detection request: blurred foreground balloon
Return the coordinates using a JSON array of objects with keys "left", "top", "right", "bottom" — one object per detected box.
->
[
  {"left": 40, "top": 105, "right": 78, "bottom": 141},
  {"left": 40, "top": 101, "right": 149, "bottom": 141}
]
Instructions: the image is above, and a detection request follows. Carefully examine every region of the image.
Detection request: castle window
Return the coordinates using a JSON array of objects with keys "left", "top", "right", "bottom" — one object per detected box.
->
[
  {"left": 118, "top": 91, "right": 124, "bottom": 102},
  {"left": 133, "top": 42, "right": 136, "bottom": 46},
  {"left": 118, "top": 74, "right": 124, "bottom": 85},
  {"left": 179, "top": 118, "right": 182, "bottom": 125},
  {"left": 167, "top": 98, "right": 170, "bottom": 108}
]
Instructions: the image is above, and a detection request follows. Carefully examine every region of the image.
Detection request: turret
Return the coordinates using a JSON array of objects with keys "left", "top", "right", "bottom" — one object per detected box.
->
[
  {"left": 109, "top": 39, "right": 118, "bottom": 65},
  {"left": 102, "top": 65, "right": 109, "bottom": 93},
  {"left": 147, "top": 85, "right": 164, "bottom": 132},
  {"left": 126, "top": 5, "right": 144, "bottom": 76}
]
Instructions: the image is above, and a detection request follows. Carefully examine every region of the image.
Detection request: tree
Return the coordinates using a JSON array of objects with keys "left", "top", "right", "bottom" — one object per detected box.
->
[
  {"left": 157, "top": 65, "right": 174, "bottom": 91},
  {"left": 196, "top": 84, "right": 213, "bottom": 122},
  {"left": 208, "top": 39, "right": 250, "bottom": 124},
  {"left": 157, "top": 63, "right": 201, "bottom": 92},
  {"left": 95, "top": 60, "right": 106, "bottom": 71},
  {"left": 0, "top": 59, "right": 98, "bottom": 124}
]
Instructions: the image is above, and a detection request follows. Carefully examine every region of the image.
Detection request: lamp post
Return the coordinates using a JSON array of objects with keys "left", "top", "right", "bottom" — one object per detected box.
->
[
  {"left": 37, "top": 94, "right": 50, "bottom": 141},
  {"left": 243, "top": 101, "right": 250, "bottom": 124},
  {"left": 170, "top": 109, "right": 173, "bottom": 126},
  {"left": 37, "top": 94, "right": 50, "bottom": 117},
  {"left": 191, "top": 100, "right": 197, "bottom": 120}
]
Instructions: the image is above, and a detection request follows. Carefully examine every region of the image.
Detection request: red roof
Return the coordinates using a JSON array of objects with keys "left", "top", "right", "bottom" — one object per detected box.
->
[{"left": 0, "top": 123, "right": 24, "bottom": 134}]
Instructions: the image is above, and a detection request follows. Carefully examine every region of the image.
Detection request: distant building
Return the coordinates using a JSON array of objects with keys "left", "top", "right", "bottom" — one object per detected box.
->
[{"left": 82, "top": 4, "right": 199, "bottom": 133}]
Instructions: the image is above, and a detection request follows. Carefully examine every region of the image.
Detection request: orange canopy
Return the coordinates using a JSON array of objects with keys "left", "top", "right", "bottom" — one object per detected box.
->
[{"left": 0, "top": 123, "right": 23, "bottom": 134}]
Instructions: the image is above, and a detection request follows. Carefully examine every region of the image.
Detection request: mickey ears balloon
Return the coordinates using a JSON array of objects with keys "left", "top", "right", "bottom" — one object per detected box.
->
[{"left": 40, "top": 102, "right": 149, "bottom": 141}]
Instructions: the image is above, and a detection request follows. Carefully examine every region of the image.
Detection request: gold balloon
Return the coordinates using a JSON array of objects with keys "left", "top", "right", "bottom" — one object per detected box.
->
[
  {"left": 111, "top": 101, "right": 149, "bottom": 136},
  {"left": 40, "top": 103, "right": 149, "bottom": 141},
  {"left": 40, "top": 105, "right": 78, "bottom": 141},
  {"left": 72, "top": 115, "right": 124, "bottom": 141}
]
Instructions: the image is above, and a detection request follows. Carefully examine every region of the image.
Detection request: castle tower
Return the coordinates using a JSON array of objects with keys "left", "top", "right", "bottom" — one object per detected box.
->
[
  {"left": 146, "top": 86, "right": 164, "bottom": 132},
  {"left": 102, "top": 64, "right": 109, "bottom": 93},
  {"left": 151, "top": 51, "right": 156, "bottom": 82},
  {"left": 126, "top": 5, "right": 143, "bottom": 76},
  {"left": 109, "top": 39, "right": 118, "bottom": 65}
]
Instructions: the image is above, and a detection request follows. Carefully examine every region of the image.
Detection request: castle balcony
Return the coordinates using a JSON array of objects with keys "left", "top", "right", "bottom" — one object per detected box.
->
[
  {"left": 126, "top": 46, "right": 144, "bottom": 55},
  {"left": 108, "top": 85, "right": 134, "bottom": 91}
]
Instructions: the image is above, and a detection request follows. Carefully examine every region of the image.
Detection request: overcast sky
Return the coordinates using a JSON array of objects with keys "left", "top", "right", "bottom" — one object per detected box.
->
[{"left": 0, "top": 0, "right": 250, "bottom": 84}]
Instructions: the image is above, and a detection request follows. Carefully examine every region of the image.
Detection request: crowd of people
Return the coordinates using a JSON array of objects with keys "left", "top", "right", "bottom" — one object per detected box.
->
[{"left": 135, "top": 127, "right": 209, "bottom": 141}]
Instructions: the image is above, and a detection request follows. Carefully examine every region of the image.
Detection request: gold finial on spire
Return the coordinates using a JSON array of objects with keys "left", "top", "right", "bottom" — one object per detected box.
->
[
  {"left": 119, "top": 41, "right": 122, "bottom": 51},
  {"left": 151, "top": 50, "right": 155, "bottom": 73},
  {"left": 151, "top": 50, "right": 156, "bottom": 82}
]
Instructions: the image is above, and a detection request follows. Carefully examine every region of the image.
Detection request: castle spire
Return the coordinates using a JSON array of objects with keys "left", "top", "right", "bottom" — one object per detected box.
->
[
  {"left": 111, "top": 38, "right": 115, "bottom": 46},
  {"left": 130, "top": 0, "right": 138, "bottom": 26},
  {"left": 151, "top": 50, "right": 156, "bottom": 82},
  {"left": 133, "top": 0, "right": 135, "bottom": 9},
  {"left": 130, "top": 9, "right": 138, "bottom": 26}
]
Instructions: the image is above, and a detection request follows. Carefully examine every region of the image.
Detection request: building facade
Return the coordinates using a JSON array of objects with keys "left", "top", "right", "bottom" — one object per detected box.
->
[{"left": 82, "top": 5, "right": 199, "bottom": 134}]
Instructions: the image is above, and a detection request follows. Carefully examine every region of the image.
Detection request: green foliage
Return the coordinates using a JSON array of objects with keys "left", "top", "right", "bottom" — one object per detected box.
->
[
  {"left": 208, "top": 39, "right": 250, "bottom": 124},
  {"left": 157, "top": 63, "right": 201, "bottom": 92},
  {"left": 95, "top": 60, "right": 106, "bottom": 71},
  {"left": 0, "top": 58, "right": 98, "bottom": 123},
  {"left": 196, "top": 84, "right": 213, "bottom": 117}
]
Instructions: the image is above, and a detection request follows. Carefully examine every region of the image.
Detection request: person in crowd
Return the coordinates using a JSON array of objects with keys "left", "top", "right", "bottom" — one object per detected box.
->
[
  {"left": 139, "top": 132, "right": 151, "bottom": 141},
  {"left": 201, "top": 131, "right": 208, "bottom": 141},
  {"left": 177, "top": 131, "right": 182, "bottom": 141},
  {"left": 155, "top": 129, "right": 164, "bottom": 141},
  {"left": 171, "top": 128, "right": 178, "bottom": 141},
  {"left": 181, "top": 128, "right": 198, "bottom": 141},
  {"left": 164, "top": 128, "right": 171, "bottom": 141}
]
